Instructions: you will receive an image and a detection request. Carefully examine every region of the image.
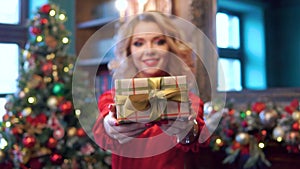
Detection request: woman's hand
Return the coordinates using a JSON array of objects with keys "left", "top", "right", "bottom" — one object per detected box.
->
[
  {"left": 103, "top": 105, "right": 147, "bottom": 144},
  {"left": 159, "top": 113, "right": 198, "bottom": 144}
]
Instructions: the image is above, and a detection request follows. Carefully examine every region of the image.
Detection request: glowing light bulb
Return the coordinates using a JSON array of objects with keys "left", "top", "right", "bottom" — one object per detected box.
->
[
  {"left": 49, "top": 9, "right": 56, "bottom": 16},
  {"left": 258, "top": 142, "right": 265, "bottom": 149},
  {"left": 62, "top": 37, "right": 69, "bottom": 44},
  {"left": 5, "top": 122, "right": 11, "bottom": 128},
  {"left": 59, "top": 14, "right": 66, "bottom": 21},
  {"left": 28, "top": 97, "right": 36, "bottom": 104},
  {"left": 246, "top": 110, "right": 251, "bottom": 116},
  {"left": 276, "top": 136, "right": 283, "bottom": 142},
  {"left": 75, "top": 109, "right": 81, "bottom": 117},
  {"left": 216, "top": 138, "right": 222, "bottom": 145},
  {"left": 63, "top": 67, "right": 70, "bottom": 72},
  {"left": 36, "top": 36, "right": 43, "bottom": 42}
]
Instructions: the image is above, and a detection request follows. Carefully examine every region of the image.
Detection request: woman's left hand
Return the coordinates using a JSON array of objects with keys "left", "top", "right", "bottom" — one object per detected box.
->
[{"left": 159, "top": 114, "right": 197, "bottom": 142}]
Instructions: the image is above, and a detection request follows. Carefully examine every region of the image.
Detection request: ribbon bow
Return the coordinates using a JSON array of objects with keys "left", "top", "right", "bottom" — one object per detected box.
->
[{"left": 116, "top": 77, "right": 188, "bottom": 121}]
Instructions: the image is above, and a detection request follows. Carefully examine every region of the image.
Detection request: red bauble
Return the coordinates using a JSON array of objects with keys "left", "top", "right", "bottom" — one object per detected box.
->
[
  {"left": 76, "top": 128, "right": 86, "bottom": 137},
  {"left": 22, "top": 136, "right": 36, "bottom": 148},
  {"left": 2, "top": 114, "right": 10, "bottom": 121},
  {"left": 59, "top": 101, "right": 73, "bottom": 115},
  {"left": 292, "top": 122, "right": 299, "bottom": 131},
  {"left": 252, "top": 102, "right": 266, "bottom": 113},
  {"left": 53, "top": 127, "right": 65, "bottom": 140},
  {"left": 40, "top": 18, "right": 48, "bottom": 25},
  {"left": 30, "top": 27, "right": 42, "bottom": 35},
  {"left": 40, "top": 4, "right": 51, "bottom": 13},
  {"left": 41, "top": 62, "right": 53, "bottom": 75},
  {"left": 50, "top": 153, "right": 63, "bottom": 165},
  {"left": 47, "top": 137, "right": 58, "bottom": 149}
]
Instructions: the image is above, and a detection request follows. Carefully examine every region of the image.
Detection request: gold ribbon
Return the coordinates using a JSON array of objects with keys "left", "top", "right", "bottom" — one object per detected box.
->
[{"left": 115, "top": 77, "right": 188, "bottom": 121}]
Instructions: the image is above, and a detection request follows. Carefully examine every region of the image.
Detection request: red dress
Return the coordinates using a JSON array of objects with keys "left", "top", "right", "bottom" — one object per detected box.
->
[{"left": 92, "top": 90, "right": 210, "bottom": 169}]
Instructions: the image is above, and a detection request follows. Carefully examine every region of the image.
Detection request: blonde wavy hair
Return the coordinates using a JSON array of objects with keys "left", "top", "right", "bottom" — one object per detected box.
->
[{"left": 109, "top": 12, "right": 196, "bottom": 82}]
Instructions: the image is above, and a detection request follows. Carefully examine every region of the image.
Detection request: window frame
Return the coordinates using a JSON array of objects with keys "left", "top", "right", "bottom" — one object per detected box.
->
[
  {"left": 0, "top": 0, "right": 28, "bottom": 97},
  {"left": 217, "top": 9, "right": 245, "bottom": 90}
]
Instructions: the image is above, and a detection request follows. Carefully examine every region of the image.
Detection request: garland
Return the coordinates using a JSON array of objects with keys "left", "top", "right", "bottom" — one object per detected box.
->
[{"left": 206, "top": 99, "right": 300, "bottom": 168}]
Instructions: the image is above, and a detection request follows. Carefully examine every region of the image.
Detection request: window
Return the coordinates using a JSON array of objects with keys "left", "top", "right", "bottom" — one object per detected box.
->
[
  {"left": 0, "top": 0, "right": 20, "bottom": 24},
  {"left": 0, "top": 0, "right": 28, "bottom": 121},
  {"left": 216, "top": 11, "right": 242, "bottom": 91}
]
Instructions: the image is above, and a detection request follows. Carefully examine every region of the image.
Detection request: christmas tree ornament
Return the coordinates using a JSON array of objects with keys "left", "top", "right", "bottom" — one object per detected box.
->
[
  {"left": 47, "top": 137, "right": 58, "bottom": 149},
  {"left": 76, "top": 128, "right": 86, "bottom": 137},
  {"left": 285, "top": 131, "right": 300, "bottom": 144},
  {"left": 40, "top": 4, "right": 51, "bottom": 13},
  {"left": 235, "top": 132, "right": 250, "bottom": 145},
  {"left": 292, "top": 111, "right": 300, "bottom": 121},
  {"left": 252, "top": 102, "right": 266, "bottom": 113},
  {"left": 40, "top": 18, "right": 48, "bottom": 25},
  {"left": 22, "top": 107, "right": 32, "bottom": 117},
  {"left": 22, "top": 135, "right": 36, "bottom": 148},
  {"left": 259, "top": 110, "right": 278, "bottom": 128},
  {"left": 59, "top": 101, "right": 73, "bottom": 115},
  {"left": 47, "top": 96, "right": 58, "bottom": 109},
  {"left": 30, "top": 27, "right": 42, "bottom": 35},
  {"left": 292, "top": 122, "right": 300, "bottom": 131},
  {"left": 272, "top": 126, "right": 285, "bottom": 140},
  {"left": 52, "top": 83, "right": 65, "bottom": 96},
  {"left": 41, "top": 62, "right": 53, "bottom": 75},
  {"left": 50, "top": 153, "right": 63, "bottom": 165},
  {"left": 67, "top": 127, "right": 77, "bottom": 137},
  {"left": 53, "top": 127, "right": 65, "bottom": 140}
]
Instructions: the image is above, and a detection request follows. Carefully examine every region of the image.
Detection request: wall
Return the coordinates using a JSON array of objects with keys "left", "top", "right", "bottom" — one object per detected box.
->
[{"left": 266, "top": 0, "right": 300, "bottom": 87}]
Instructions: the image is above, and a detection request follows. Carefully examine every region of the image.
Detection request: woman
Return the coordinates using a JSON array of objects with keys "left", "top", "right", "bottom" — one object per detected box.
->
[{"left": 93, "top": 12, "right": 209, "bottom": 169}]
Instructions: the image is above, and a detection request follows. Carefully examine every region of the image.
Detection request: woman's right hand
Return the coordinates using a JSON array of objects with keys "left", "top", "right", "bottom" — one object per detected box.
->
[{"left": 103, "top": 105, "right": 147, "bottom": 144}]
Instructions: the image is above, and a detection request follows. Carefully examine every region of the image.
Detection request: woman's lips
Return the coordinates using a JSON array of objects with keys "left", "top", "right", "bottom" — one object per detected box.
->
[{"left": 143, "top": 59, "right": 159, "bottom": 67}]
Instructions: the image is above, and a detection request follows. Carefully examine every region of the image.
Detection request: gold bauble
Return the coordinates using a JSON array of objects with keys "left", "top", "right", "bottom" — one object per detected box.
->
[
  {"left": 292, "top": 111, "right": 300, "bottom": 121},
  {"left": 67, "top": 127, "right": 77, "bottom": 137}
]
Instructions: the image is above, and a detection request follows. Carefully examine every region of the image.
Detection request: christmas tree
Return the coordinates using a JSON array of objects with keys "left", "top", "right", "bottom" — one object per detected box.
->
[{"left": 0, "top": 3, "right": 111, "bottom": 169}]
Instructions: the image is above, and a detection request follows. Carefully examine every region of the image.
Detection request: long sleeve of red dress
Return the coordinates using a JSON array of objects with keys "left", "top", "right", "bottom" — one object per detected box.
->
[{"left": 92, "top": 89, "right": 210, "bottom": 169}]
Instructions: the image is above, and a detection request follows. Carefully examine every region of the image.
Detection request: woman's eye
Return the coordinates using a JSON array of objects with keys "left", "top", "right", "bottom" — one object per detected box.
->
[
  {"left": 133, "top": 41, "right": 143, "bottom": 47},
  {"left": 155, "top": 39, "right": 166, "bottom": 45}
]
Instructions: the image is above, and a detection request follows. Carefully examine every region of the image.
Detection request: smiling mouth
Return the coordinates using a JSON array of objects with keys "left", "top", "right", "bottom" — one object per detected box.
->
[{"left": 143, "top": 59, "right": 159, "bottom": 67}]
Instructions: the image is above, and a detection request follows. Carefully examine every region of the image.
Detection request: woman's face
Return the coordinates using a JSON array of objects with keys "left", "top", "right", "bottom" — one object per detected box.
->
[{"left": 130, "top": 21, "right": 170, "bottom": 76}]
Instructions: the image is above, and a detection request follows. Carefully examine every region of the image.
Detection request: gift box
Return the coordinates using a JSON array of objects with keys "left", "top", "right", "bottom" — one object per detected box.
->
[{"left": 114, "top": 75, "right": 191, "bottom": 123}]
